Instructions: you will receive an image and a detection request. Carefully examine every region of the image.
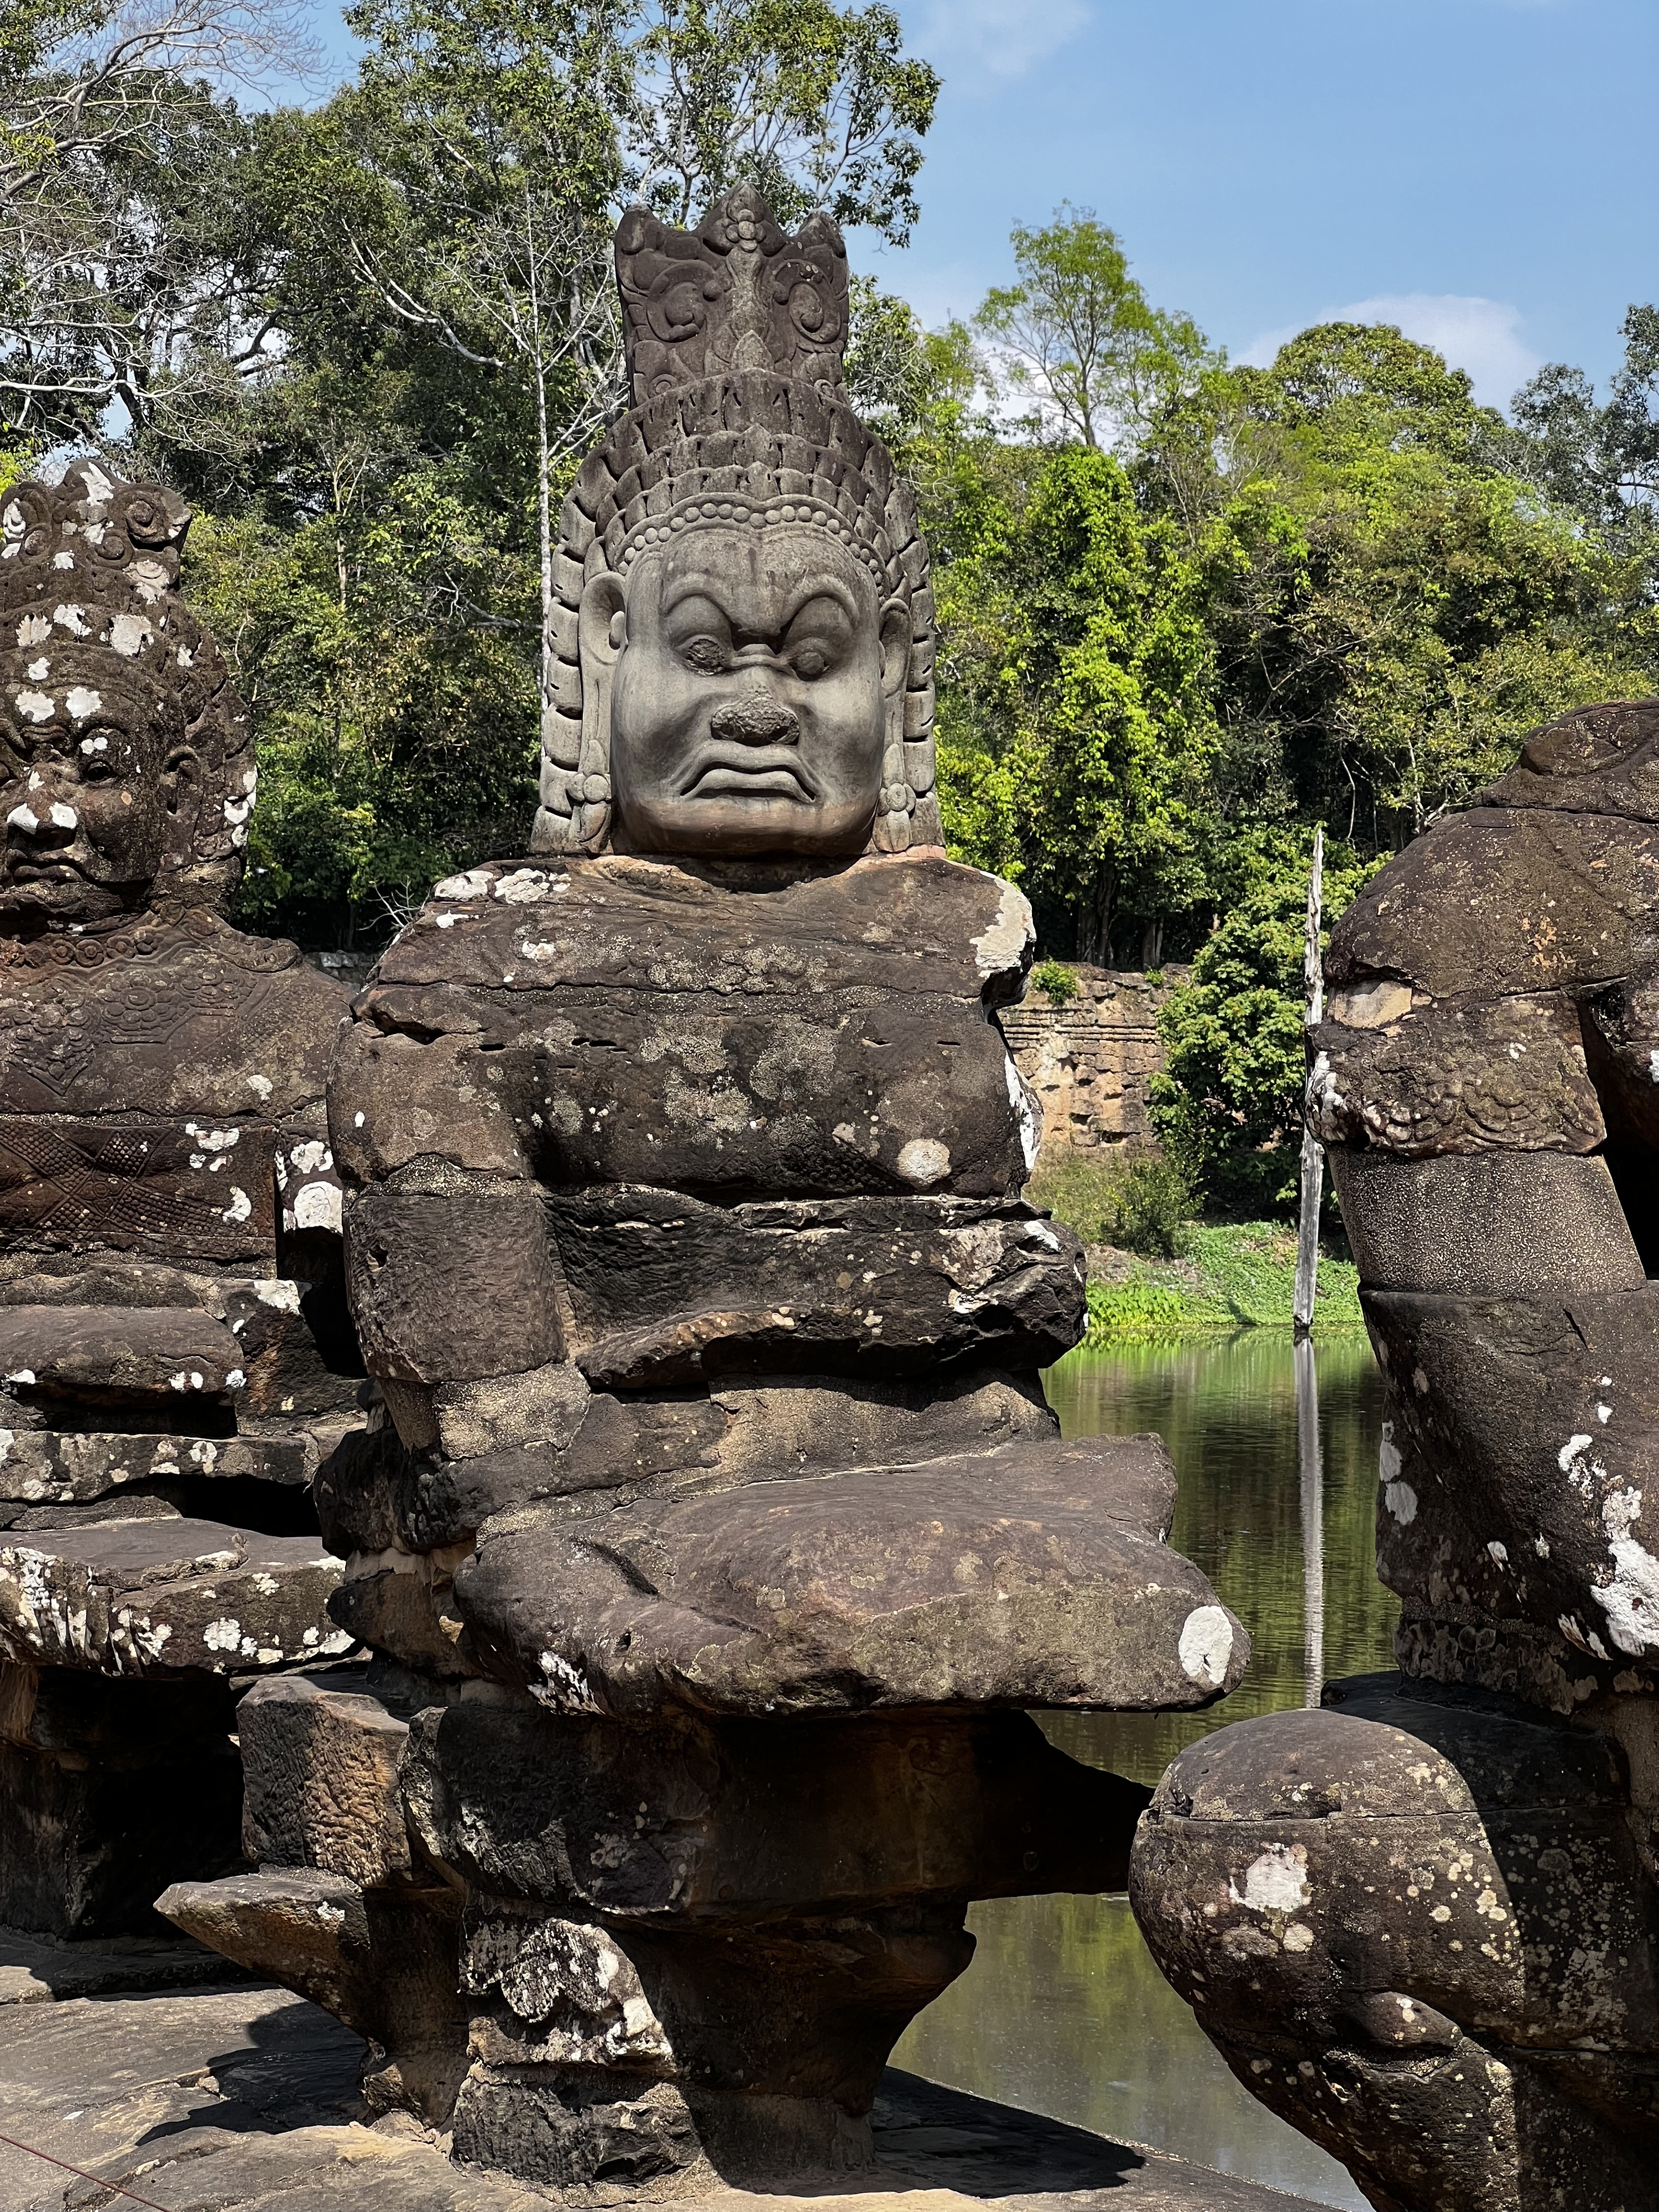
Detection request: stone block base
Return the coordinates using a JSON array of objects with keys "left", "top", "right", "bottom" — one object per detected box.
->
[
  {"left": 452, "top": 2067, "right": 873, "bottom": 2201},
  {"left": 0, "top": 1726, "right": 242, "bottom": 1937}
]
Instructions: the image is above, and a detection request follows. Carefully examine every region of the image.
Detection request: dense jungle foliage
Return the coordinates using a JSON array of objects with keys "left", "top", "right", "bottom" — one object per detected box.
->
[{"left": 4, "top": 0, "right": 1656, "bottom": 1208}]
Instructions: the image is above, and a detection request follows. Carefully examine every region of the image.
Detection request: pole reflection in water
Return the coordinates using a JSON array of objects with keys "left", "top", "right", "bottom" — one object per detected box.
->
[
  {"left": 1297, "top": 1336, "right": 1325, "bottom": 1708},
  {"left": 893, "top": 1331, "right": 1394, "bottom": 2211}
]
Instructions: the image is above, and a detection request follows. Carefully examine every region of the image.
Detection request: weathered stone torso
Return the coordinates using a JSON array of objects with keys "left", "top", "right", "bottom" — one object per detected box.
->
[
  {"left": 0, "top": 915, "right": 344, "bottom": 1266},
  {"left": 337, "top": 852, "right": 1038, "bottom": 1202}
]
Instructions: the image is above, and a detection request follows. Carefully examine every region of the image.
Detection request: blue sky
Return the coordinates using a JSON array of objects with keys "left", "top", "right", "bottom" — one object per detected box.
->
[{"left": 298, "top": 0, "right": 1656, "bottom": 410}]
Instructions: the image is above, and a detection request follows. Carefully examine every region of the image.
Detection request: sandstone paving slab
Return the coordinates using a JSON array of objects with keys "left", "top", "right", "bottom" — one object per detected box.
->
[
  {"left": 544, "top": 1193, "right": 1084, "bottom": 1387},
  {"left": 0, "top": 1983, "right": 1320, "bottom": 2212},
  {"left": 0, "top": 1924, "right": 243, "bottom": 2006},
  {"left": 0, "top": 1432, "right": 316, "bottom": 1517},
  {"left": 337, "top": 855, "right": 1041, "bottom": 1208}
]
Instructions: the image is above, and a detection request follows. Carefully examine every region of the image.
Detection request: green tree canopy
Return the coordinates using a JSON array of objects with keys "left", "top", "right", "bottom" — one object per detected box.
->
[{"left": 973, "top": 206, "right": 1215, "bottom": 451}]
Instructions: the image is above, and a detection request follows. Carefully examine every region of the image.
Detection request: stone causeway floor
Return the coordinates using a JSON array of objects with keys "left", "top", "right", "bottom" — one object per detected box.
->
[{"left": 0, "top": 1933, "right": 1320, "bottom": 2212}]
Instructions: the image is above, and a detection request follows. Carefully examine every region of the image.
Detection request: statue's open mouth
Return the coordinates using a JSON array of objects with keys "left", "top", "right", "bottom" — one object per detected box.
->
[{"left": 680, "top": 750, "right": 817, "bottom": 802}]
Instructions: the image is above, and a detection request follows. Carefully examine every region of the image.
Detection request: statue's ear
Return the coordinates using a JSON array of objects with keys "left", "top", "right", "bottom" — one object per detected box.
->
[
  {"left": 570, "top": 570, "right": 628, "bottom": 850},
  {"left": 159, "top": 741, "right": 202, "bottom": 864},
  {"left": 879, "top": 596, "right": 910, "bottom": 746},
  {"left": 878, "top": 597, "right": 910, "bottom": 697},
  {"left": 579, "top": 571, "right": 627, "bottom": 673}
]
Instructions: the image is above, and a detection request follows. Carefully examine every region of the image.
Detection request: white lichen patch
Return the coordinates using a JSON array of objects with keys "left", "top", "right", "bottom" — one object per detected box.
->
[
  {"left": 221, "top": 1187, "right": 252, "bottom": 1224},
  {"left": 535, "top": 1647, "right": 601, "bottom": 1713},
  {"left": 13, "top": 691, "right": 53, "bottom": 724},
  {"left": 293, "top": 1181, "right": 342, "bottom": 1232},
  {"left": 107, "top": 612, "right": 153, "bottom": 656},
  {"left": 971, "top": 878, "right": 1036, "bottom": 982},
  {"left": 185, "top": 1124, "right": 241, "bottom": 1152},
  {"left": 1593, "top": 1486, "right": 1659, "bottom": 1657},
  {"left": 494, "top": 868, "right": 555, "bottom": 902},
  {"left": 254, "top": 1278, "right": 301, "bottom": 1313},
  {"left": 435, "top": 868, "right": 494, "bottom": 900},
  {"left": 126, "top": 559, "right": 169, "bottom": 603},
  {"left": 64, "top": 686, "right": 101, "bottom": 721},
  {"left": 289, "top": 1140, "right": 332, "bottom": 1174},
  {"left": 1229, "top": 1843, "right": 1311, "bottom": 1914},
  {"left": 51, "top": 603, "right": 90, "bottom": 637},
  {"left": 896, "top": 1137, "right": 951, "bottom": 1187},
  {"left": 1178, "top": 1604, "right": 1234, "bottom": 1688},
  {"left": 1380, "top": 1422, "right": 1417, "bottom": 1524}
]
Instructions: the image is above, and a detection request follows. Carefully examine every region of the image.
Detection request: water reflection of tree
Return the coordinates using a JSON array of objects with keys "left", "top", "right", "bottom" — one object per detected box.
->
[{"left": 1039, "top": 1331, "right": 1397, "bottom": 1788}]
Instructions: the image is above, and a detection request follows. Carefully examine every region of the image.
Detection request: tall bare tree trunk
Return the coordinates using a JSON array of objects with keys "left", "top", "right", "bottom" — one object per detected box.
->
[
  {"left": 525, "top": 181, "right": 555, "bottom": 763},
  {"left": 534, "top": 357, "right": 554, "bottom": 757}
]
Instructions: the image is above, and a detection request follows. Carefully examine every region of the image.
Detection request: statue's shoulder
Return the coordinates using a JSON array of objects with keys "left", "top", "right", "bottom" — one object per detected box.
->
[{"left": 367, "top": 851, "right": 1032, "bottom": 1009}]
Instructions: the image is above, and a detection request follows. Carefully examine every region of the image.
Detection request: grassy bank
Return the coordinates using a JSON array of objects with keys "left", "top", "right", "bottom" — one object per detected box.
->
[
  {"left": 1027, "top": 1153, "right": 1363, "bottom": 1340},
  {"left": 1080, "top": 1222, "right": 1364, "bottom": 1339}
]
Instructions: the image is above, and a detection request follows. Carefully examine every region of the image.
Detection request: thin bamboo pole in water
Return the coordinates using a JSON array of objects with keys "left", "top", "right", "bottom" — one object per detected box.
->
[{"left": 1293, "top": 828, "right": 1326, "bottom": 1340}]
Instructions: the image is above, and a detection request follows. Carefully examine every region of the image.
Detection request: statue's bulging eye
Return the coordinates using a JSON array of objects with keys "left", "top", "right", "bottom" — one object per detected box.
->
[
  {"left": 682, "top": 637, "right": 728, "bottom": 674},
  {"left": 793, "top": 646, "right": 830, "bottom": 680}
]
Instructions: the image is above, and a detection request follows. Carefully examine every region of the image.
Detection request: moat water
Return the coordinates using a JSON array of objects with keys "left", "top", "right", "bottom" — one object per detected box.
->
[{"left": 891, "top": 1331, "right": 1393, "bottom": 2210}]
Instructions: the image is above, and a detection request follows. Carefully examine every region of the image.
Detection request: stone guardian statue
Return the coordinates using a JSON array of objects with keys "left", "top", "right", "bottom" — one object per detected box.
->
[
  {"left": 1131, "top": 698, "right": 1659, "bottom": 2212},
  {"left": 0, "top": 462, "right": 360, "bottom": 1938},
  {"left": 163, "top": 192, "right": 1252, "bottom": 2190}
]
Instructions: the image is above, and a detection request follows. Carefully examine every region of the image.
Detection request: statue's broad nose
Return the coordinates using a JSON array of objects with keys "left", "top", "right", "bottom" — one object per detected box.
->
[
  {"left": 709, "top": 693, "right": 800, "bottom": 746},
  {"left": 6, "top": 791, "right": 77, "bottom": 840}
]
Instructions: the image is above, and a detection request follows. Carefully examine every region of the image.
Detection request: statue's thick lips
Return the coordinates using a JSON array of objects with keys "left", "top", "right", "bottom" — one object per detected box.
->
[
  {"left": 4, "top": 854, "right": 84, "bottom": 876},
  {"left": 680, "top": 748, "right": 816, "bottom": 801}
]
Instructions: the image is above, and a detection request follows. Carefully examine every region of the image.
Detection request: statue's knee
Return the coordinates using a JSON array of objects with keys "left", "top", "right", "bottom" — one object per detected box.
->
[
  {"left": 1130, "top": 1681, "right": 1657, "bottom": 2058},
  {"left": 1133, "top": 1686, "right": 1659, "bottom": 2207}
]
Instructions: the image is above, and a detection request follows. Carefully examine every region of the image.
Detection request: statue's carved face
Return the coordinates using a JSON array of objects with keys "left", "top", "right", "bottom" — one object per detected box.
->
[
  {"left": 0, "top": 648, "right": 200, "bottom": 924},
  {"left": 592, "top": 527, "right": 909, "bottom": 857}
]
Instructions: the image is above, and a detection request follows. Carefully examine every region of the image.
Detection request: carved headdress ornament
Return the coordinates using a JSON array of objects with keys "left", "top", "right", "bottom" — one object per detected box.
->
[
  {"left": 532, "top": 185, "right": 939, "bottom": 859},
  {"left": 0, "top": 461, "right": 254, "bottom": 909}
]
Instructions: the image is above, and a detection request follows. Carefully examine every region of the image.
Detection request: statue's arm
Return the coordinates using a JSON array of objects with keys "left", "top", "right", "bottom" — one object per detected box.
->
[{"left": 328, "top": 1000, "right": 567, "bottom": 1458}]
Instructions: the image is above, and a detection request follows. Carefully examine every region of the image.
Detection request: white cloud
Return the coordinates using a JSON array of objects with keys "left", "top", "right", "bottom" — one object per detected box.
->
[
  {"left": 1241, "top": 294, "right": 1541, "bottom": 408},
  {"left": 911, "top": 0, "right": 1090, "bottom": 82}
]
